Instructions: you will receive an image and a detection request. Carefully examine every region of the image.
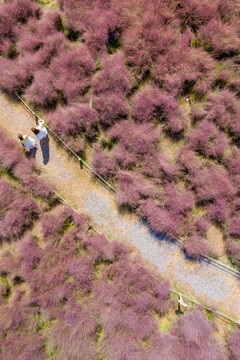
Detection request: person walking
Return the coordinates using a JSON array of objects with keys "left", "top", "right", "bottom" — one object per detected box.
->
[
  {"left": 18, "top": 134, "right": 37, "bottom": 157},
  {"left": 31, "top": 119, "right": 49, "bottom": 164}
]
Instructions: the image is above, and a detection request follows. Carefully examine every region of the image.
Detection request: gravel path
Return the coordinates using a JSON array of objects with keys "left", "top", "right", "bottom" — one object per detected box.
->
[{"left": 0, "top": 91, "right": 240, "bottom": 319}]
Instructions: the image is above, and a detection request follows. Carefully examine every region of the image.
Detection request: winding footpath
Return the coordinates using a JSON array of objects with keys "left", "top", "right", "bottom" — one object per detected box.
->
[{"left": 0, "top": 91, "right": 240, "bottom": 320}]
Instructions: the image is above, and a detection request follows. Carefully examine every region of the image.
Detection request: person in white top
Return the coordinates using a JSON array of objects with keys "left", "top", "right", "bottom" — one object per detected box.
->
[
  {"left": 31, "top": 119, "right": 49, "bottom": 165},
  {"left": 31, "top": 119, "right": 48, "bottom": 140},
  {"left": 18, "top": 134, "right": 38, "bottom": 157}
]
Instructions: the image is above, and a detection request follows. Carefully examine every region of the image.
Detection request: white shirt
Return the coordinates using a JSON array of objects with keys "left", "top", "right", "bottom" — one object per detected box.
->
[
  {"left": 21, "top": 135, "right": 36, "bottom": 149},
  {"left": 36, "top": 120, "right": 48, "bottom": 140}
]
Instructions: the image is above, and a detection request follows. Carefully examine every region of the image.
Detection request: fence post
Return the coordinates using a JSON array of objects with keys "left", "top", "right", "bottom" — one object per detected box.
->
[{"left": 80, "top": 159, "right": 83, "bottom": 169}]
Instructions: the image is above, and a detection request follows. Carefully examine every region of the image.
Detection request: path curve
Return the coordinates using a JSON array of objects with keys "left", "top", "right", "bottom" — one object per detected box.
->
[{"left": 0, "top": 91, "right": 240, "bottom": 319}]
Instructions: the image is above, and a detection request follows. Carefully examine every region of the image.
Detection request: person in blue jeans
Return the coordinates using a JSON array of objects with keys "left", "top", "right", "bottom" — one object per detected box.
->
[{"left": 31, "top": 119, "right": 50, "bottom": 164}]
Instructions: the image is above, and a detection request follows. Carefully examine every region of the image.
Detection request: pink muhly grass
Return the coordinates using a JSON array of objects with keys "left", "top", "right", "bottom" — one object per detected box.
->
[
  {"left": 0, "top": 38, "right": 14, "bottom": 57},
  {"left": 24, "top": 69, "right": 57, "bottom": 107},
  {"left": 116, "top": 171, "right": 156, "bottom": 207},
  {"left": 40, "top": 206, "right": 73, "bottom": 238},
  {"left": 228, "top": 329, "right": 240, "bottom": 360},
  {"left": 92, "top": 52, "right": 131, "bottom": 94},
  {"left": 47, "top": 103, "right": 98, "bottom": 137},
  {"left": 184, "top": 235, "right": 211, "bottom": 258},
  {"left": 173, "top": 310, "right": 213, "bottom": 345},
  {"left": 187, "top": 120, "right": 228, "bottom": 160},
  {"left": 162, "top": 183, "right": 195, "bottom": 217},
  {"left": 226, "top": 148, "right": 240, "bottom": 175},
  {"left": 67, "top": 257, "right": 93, "bottom": 293},
  {"left": 140, "top": 199, "right": 180, "bottom": 237},
  {"left": 195, "top": 164, "right": 235, "bottom": 203},
  {"left": 172, "top": 309, "right": 226, "bottom": 360},
  {"left": 177, "top": 146, "right": 202, "bottom": 174},
  {"left": 113, "top": 145, "right": 138, "bottom": 169},
  {"left": 3, "top": 197, "right": 39, "bottom": 238},
  {"left": 0, "top": 0, "right": 40, "bottom": 40},
  {"left": 131, "top": 85, "right": 163, "bottom": 123},
  {"left": 0, "top": 56, "right": 31, "bottom": 93},
  {"left": 207, "top": 199, "right": 231, "bottom": 224},
  {"left": 50, "top": 45, "right": 95, "bottom": 100},
  {"left": 229, "top": 215, "right": 240, "bottom": 237},
  {"left": 94, "top": 93, "right": 128, "bottom": 125},
  {"left": 194, "top": 217, "right": 210, "bottom": 235},
  {"left": 199, "top": 19, "right": 240, "bottom": 58},
  {"left": 175, "top": 0, "right": 219, "bottom": 30},
  {"left": 110, "top": 120, "right": 161, "bottom": 156},
  {"left": 0, "top": 178, "right": 13, "bottom": 208},
  {"left": 91, "top": 144, "right": 116, "bottom": 179},
  {"left": 0, "top": 136, "right": 22, "bottom": 170},
  {"left": 13, "top": 162, "right": 52, "bottom": 198},
  {"left": 143, "top": 154, "right": 180, "bottom": 181},
  {"left": 37, "top": 8, "right": 63, "bottom": 38},
  {"left": 16, "top": 234, "right": 42, "bottom": 273},
  {"left": 206, "top": 90, "right": 240, "bottom": 133}
]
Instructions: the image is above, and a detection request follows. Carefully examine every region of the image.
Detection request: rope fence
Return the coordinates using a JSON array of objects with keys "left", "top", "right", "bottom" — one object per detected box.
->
[{"left": 15, "top": 93, "right": 240, "bottom": 280}]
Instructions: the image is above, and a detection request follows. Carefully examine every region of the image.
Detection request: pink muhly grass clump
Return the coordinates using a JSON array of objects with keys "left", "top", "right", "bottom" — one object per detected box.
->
[
  {"left": 206, "top": 90, "right": 240, "bottom": 134},
  {"left": 228, "top": 329, "right": 240, "bottom": 360},
  {"left": 110, "top": 120, "right": 160, "bottom": 156},
  {"left": 0, "top": 0, "right": 40, "bottom": 40},
  {"left": 16, "top": 234, "right": 42, "bottom": 273},
  {"left": 199, "top": 19, "right": 240, "bottom": 58},
  {"left": 94, "top": 93, "right": 128, "bottom": 125},
  {"left": 207, "top": 199, "right": 231, "bottom": 224},
  {"left": 131, "top": 85, "right": 163, "bottom": 123},
  {"left": 13, "top": 162, "right": 52, "bottom": 198},
  {"left": 140, "top": 199, "right": 180, "bottom": 237},
  {"left": 162, "top": 183, "right": 195, "bottom": 217},
  {"left": 3, "top": 197, "right": 39, "bottom": 238},
  {"left": 59, "top": 0, "right": 119, "bottom": 54},
  {"left": 37, "top": 8, "right": 62, "bottom": 38},
  {"left": 123, "top": 4, "right": 177, "bottom": 80},
  {"left": 0, "top": 38, "right": 14, "bottom": 57},
  {"left": 143, "top": 154, "right": 180, "bottom": 181},
  {"left": 23, "top": 32, "right": 68, "bottom": 73},
  {"left": 187, "top": 120, "right": 228, "bottom": 160},
  {"left": 50, "top": 45, "right": 95, "bottom": 100},
  {"left": 24, "top": 69, "right": 57, "bottom": 107},
  {"left": 116, "top": 171, "right": 156, "bottom": 207},
  {"left": 40, "top": 206, "right": 73, "bottom": 238},
  {"left": 47, "top": 103, "right": 98, "bottom": 137},
  {"left": 229, "top": 215, "right": 240, "bottom": 237},
  {"left": 172, "top": 310, "right": 226, "bottom": 360},
  {"left": 92, "top": 52, "right": 131, "bottom": 95},
  {"left": 0, "top": 136, "right": 22, "bottom": 170},
  {"left": 226, "top": 148, "right": 240, "bottom": 175},
  {"left": 194, "top": 217, "right": 210, "bottom": 235},
  {"left": 113, "top": 145, "right": 138, "bottom": 169},
  {"left": 67, "top": 256, "right": 93, "bottom": 293},
  {"left": 175, "top": 0, "right": 219, "bottom": 30},
  {"left": 177, "top": 146, "right": 202, "bottom": 174},
  {"left": 0, "top": 178, "right": 13, "bottom": 208},
  {"left": 91, "top": 144, "right": 116, "bottom": 179},
  {"left": 184, "top": 235, "right": 211, "bottom": 258},
  {"left": 0, "top": 57, "right": 31, "bottom": 93}
]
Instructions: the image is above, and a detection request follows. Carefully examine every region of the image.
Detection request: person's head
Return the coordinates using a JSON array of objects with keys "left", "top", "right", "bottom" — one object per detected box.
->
[
  {"left": 18, "top": 134, "right": 23, "bottom": 141},
  {"left": 31, "top": 127, "right": 40, "bottom": 135}
]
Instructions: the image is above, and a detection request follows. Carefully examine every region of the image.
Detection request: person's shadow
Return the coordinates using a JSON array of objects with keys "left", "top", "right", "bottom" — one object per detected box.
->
[{"left": 40, "top": 136, "right": 50, "bottom": 165}]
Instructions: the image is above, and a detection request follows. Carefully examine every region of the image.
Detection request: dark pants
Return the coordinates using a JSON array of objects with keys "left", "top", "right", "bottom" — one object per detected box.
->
[
  {"left": 29, "top": 146, "right": 37, "bottom": 158},
  {"left": 40, "top": 135, "right": 50, "bottom": 165}
]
